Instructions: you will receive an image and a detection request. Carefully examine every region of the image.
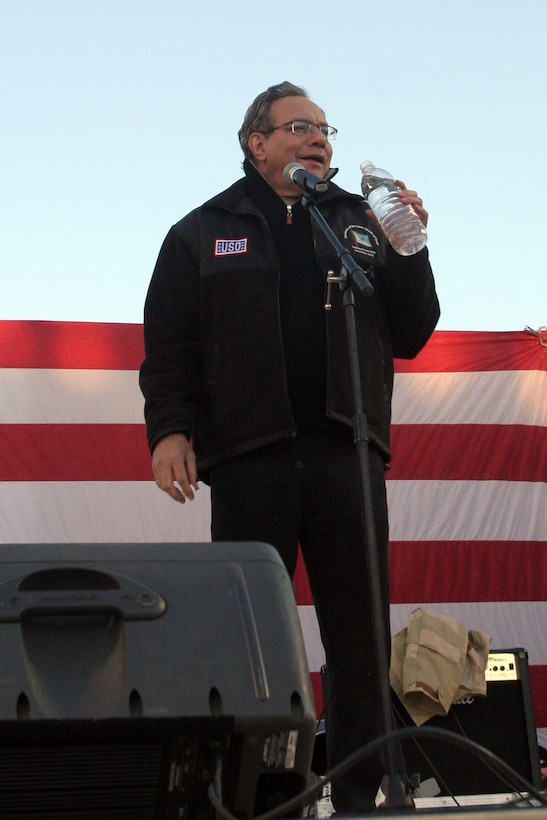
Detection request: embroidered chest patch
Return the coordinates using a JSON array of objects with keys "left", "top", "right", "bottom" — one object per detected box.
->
[
  {"left": 344, "top": 224, "right": 379, "bottom": 259},
  {"left": 214, "top": 238, "right": 248, "bottom": 256}
]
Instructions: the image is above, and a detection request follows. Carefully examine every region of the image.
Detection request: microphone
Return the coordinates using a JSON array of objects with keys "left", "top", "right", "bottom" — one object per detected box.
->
[{"left": 283, "top": 162, "right": 329, "bottom": 194}]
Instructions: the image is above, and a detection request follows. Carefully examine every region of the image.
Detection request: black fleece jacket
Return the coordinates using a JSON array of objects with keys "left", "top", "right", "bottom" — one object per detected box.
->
[{"left": 140, "top": 161, "right": 440, "bottom": 477}]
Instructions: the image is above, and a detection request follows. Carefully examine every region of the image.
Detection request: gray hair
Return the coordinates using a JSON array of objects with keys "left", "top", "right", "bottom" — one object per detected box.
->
[{"left": 238, "top": 81, "right": 308, "bottom": 160}]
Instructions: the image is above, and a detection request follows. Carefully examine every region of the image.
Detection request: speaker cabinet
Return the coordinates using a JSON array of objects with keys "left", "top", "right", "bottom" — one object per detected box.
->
[
  {"left": 0, "top": 542, "right": 316, "bottom": 818},
  {"left": 394, "top": 648, "right": 543, "bottom": 795}
]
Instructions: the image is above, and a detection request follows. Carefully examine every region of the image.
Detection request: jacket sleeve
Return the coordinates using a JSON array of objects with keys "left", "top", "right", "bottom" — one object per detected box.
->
[
  {"left": 139, "top": 217, "right": 201, "bottom": 453},
  {"left": 381, "top": 244, "right": 440, "bottom": 359}
]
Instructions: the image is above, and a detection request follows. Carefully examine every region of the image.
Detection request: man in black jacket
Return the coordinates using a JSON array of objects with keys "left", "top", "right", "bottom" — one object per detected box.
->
[{"left": 140, "top": 81, "right": 440, "bottom": 813}]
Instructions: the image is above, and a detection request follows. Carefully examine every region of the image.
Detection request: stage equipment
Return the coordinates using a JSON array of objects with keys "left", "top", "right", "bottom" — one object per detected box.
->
[
  {"left": 0, "top": 542, "right": 316, "bottom": 819},
  {"left": 393, "top": 648, "right": 543, "bottom": 796}
]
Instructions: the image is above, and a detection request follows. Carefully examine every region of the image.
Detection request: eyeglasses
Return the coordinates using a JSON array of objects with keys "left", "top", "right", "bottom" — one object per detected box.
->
[{"left": 267, "top": 120, "right": 337, "bottom": 140}]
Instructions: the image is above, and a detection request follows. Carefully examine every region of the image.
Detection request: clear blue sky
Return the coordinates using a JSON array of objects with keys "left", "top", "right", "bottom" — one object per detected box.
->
[{"left": 2, "top": 0, "right": 546, "bottom": 331}]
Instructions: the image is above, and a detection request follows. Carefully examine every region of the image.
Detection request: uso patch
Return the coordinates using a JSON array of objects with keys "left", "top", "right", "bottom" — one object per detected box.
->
[{"left": 214, "top": 238, "right": 248, "bottom": 256}]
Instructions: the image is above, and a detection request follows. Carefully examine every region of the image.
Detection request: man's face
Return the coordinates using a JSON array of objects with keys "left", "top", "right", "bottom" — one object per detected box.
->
[{"left": 249, "top": 96, "right": 334, "bottom": 197}]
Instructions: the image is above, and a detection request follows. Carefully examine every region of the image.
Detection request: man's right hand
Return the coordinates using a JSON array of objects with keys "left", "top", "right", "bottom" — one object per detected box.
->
[{"left": 152, "top": 433, "right": 199, "bottom": 503}]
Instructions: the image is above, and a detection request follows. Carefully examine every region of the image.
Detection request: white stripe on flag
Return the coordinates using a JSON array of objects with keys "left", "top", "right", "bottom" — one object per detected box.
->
[
  {"left": 299, "top": 601, "right": 547, "bottom": 672},
  {"left": 0, "top": 481, "right": 212, "bottom": 544},
  {"left": 387, "top": 480, "right": 547, "bottom": 542},
  {"left": 0, "top": 481, "right": 547, "bottom": 543},
  {"left": 0, "top": 369, "right": 143, "bottom": 423},
  {"left": 2, "top": 480, "right": 545, "bottom": 544},
  {"left": 3, "top": 368, "right": 547, "bottom": 426},
  {"left": 393, "top": 370, "right": 547, "bottom": 426},
  {"left": 390, "top": 601, "right": 547, "bottom": 666}
]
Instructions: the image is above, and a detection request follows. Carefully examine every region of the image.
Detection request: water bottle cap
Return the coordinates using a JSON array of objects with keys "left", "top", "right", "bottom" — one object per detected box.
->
[{"left": 360, "top": 161, "right": 393, "bottom": 180}]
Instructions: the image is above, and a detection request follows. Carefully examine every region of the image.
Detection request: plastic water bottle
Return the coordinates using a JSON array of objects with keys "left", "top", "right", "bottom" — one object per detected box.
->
[{"left": 360, "top": 161, "right": 427, "bottom": 256}]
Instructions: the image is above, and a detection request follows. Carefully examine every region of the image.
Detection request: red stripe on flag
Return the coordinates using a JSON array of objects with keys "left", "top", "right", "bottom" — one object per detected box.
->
[
  {"left": 294, "top": 541, "right": 547, "bottom": 606},
  {"left": 2, "top": 323, "right": 544, "bottom": 373},
  {"left": 294, "top": 549, "right": 314, "bottom": 605},
  {"left": 5, "top": 423, "right": 545, "bottom": 484},
  {"left": 389, "top": 540, "right": 547, "bottom": 603},
  {"left": 309, "top": 670, "right": 325, "bottom": 719},
  {"left": 0, "top": 425, "right": 152, "bottom": 481},
  {"left": 395, "top": 330, "right": 547, "bottom": 373},
  {"left": 389, "top": 424, "right": 547, "bottom": 482},
  {"left": 0, "top": 320, "right": 144, "bottom": 369}
]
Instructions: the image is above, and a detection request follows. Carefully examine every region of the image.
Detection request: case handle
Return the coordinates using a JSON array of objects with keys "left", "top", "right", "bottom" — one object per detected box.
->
[{"left": 0, "top": 567, "right": 166, "bottom": 621}]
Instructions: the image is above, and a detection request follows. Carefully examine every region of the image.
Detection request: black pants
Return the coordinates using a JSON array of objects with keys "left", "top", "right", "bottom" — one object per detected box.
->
[{"left": 210, "top": 431, "right": 394, "bottom": 812}]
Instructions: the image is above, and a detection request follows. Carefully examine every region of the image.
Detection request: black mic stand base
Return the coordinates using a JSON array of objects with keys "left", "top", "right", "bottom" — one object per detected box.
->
[{"left": 377, "top": 774, "right": 416, "bottom": 812}]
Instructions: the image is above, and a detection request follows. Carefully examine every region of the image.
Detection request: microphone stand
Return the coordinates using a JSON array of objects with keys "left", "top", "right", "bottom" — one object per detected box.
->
[{"left": 300, "top": 190, "right": 414, "bottom": 810}]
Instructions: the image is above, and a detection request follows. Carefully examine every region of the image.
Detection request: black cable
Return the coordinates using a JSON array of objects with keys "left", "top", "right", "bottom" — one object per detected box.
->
[
  {"left": 208, "top": 779, "right": 233, "bottom": 820},
  {"left": 207, "top": 725, "right": 547, "bottom": 820},
  {"left": 208, "top": 745, "right": 229, "bottom": 820}
]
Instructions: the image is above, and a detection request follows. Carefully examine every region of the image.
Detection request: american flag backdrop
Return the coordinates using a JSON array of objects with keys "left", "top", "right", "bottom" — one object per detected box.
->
[{"left": 1, "top": 320, "right": 545, "bottom": 747}]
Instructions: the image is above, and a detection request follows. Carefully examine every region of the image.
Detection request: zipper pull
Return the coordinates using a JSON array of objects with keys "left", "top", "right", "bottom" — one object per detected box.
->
[{"left": 286, "top": 204, "right": 293, "bottom": 225}]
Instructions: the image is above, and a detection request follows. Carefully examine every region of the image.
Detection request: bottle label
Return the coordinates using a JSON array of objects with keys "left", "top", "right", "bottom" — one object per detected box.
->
[{"left": 366, "top": 185, "right": 400, "bottom": 211}]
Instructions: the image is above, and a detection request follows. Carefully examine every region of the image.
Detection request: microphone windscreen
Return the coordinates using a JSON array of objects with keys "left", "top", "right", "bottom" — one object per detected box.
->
[{"left": 283, "top": 162, "right": 305, "bottom": 184}]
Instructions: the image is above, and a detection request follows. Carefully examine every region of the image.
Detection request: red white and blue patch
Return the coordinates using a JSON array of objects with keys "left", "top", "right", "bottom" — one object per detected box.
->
[{"left": 214, "top": 238, "right": 248, "bottom": 256}]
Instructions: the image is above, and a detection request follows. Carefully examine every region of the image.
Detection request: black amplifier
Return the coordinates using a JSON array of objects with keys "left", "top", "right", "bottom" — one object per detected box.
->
[{"left": 394, "top": 648, "right": 543, "bottom": 796}]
